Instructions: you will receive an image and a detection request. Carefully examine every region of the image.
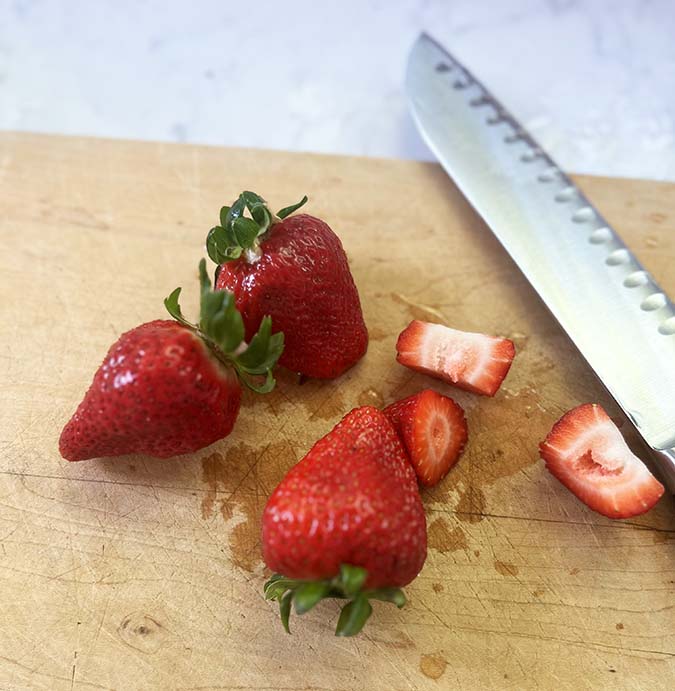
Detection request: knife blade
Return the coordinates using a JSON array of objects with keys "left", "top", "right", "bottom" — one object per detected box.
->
[{"left": 406, "top": 32, "right": 675, "bottom": 492}]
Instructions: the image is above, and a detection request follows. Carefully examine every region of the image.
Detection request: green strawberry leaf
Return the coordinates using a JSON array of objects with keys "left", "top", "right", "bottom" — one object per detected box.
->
[
  {"left": 231, "top": 314, "right": 284, "bottom": 385},
  {"left": 276, "top": 195, "right": 308, "bottom": 219},
  {"left": 335, "top": 595, "right": 372, "bottom": 637},
  {"left": 263, "top": 564, "right": 408, "bottom": 638},
  {"left": 263, "top": 574, "right": 295, "bottom": 600},
  {"left": 368, "top": 588, "right": 406, "bottom": 608},
  {"left": 204, "top": 191, "right": 309, "bottom": 264},
  {"left": 340, "top": 564, "right": 368, "bottom": 596},
  {"left": 225, "top": 195, "right": 246, "bottom": 227},
  {"left": 232, "top": 216, "right": 260, "bottom": 249},
  {"left": 294, "top": 582, "right": 331, "bottom": 615},
  {"left": 165, "top": 259, "right": 283, "bottom": 394},
  {"left": 249, "top": 201, "right": 271, "bottom": 232},
  {"left": 241, "top": 190, "right": 266, "bottom": 208},
  {"left": 206, "top": 225, "right": 244, "bottom": 264},
  {"left": 219, "top": 205, "right": 231, "bottom": 228},
  {"left": 279, "top": 591, "right": 293, "bottom": 634},
  {"left": 198, "top": 259, "right": 244, "bottom": 352},
  {"left": 234, "top": 317, "right": 284, "bottom": 376},
  {"left": 237, "top": 369, "right": 276, "bottom": 394},
  {"left": 206, "top": 226, "right": 224, "bottom": 263},
  {"left": 163, "top": 287, "right": 196, "bottom": 329}
]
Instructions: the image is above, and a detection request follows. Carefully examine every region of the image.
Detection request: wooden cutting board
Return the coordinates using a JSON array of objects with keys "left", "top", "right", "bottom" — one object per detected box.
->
[{"left": 1, "top": 132, "right": 673, "bottom": 691}]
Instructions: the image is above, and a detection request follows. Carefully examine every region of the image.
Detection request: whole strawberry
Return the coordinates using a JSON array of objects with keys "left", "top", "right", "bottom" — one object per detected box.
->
[
  {"left": 262, "top": 406, "right": 427, "bottom": 636},
  {"left": 208, "top": 192, "right": 368, "bottom": 379},
  {"left": 59, "top": 260, "right": 283, "bottom": 461}
]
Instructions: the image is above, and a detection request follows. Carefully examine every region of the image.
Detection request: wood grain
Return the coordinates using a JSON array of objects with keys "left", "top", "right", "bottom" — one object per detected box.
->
[{"left": 0, "top": 132, "right": 673, "bottom": 690}]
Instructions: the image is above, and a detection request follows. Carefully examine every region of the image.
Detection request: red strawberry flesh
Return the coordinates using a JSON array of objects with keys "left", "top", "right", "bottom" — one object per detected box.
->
[
  {"left": 396, "top": 320, "right": 515, "bottom": 396},
  {"left": 539, "top": 403, "right": 664, "bottom": 518},
  {"left": 385, "top": 389, "right": 468, "bottom": 486}
]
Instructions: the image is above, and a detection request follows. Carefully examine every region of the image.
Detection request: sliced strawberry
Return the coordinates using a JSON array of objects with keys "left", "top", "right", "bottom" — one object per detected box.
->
[
  {"left": 395, "top": 320, "right": 515, "bottom": 396},
  {"left": 539, "top": 403, "right": 664, "bottom": 519},
  {"left": 384, "top": 389, "right": 468, "bottom": 486}
]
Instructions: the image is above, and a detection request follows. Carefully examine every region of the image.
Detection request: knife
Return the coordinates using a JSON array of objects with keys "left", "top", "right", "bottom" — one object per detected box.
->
[{"left": 406, "top": 32, "right": 675, "bottom": 492}]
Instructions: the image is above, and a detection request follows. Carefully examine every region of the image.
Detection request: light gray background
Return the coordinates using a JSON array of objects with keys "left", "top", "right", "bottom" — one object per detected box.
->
[{"left": 1, "top": 0, "right": 674, "bottom": 180}]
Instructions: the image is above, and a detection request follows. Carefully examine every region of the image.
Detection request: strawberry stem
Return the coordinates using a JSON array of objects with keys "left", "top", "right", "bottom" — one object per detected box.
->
[
  {"left": 206, "top": 191, "right": 308, "bottom": 265},
  {"left": 164, "top": 259, "right": 284, "bottom": 393},
  {"left": 264, "top": 564, "right": 407, "bottom": 637}
]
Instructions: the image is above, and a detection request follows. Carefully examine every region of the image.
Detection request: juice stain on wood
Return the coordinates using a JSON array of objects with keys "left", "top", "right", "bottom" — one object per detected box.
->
[
  {"left": 494, "top": 560, "right": 519, "bottom": 577},
  {"left": 427, "top": 517, "right": 467, "bottom": 553},
  {"left": 422, "top": 385, "right": 546, "bottom": 519},
  {"left": 368, "top": 325, "right": 388, "bottom": 341},
  {"left": 306, "top": 385, "right": 347, "bottom": 421},
  {"left": 242, "top": 366, "right": 347, "bottom": 421},
  {"left": 420, "top": 652, "right": 448, "bottom": 680},
  {"left": 357, "top": 387, "right": 384, "bottom": 408},
  {"left": 241, "top": 368, "right": 300, "bottom": 417},
  {"left": 200, "top": 440, "right": 298, "bottom": 572},
  {"left": 454, "top": 485, "right": 487, "bottom": 524}
]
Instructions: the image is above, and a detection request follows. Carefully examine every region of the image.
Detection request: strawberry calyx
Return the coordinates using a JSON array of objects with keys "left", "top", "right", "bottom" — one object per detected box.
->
[
  {"left": 164, "top": 259, "right": 284, "bottom": 393},
  {"left": 263, "top": 564, "right": 406, "bottom": 637},
  {"left": 206, "top": 191, "right": 308, "bottom": 265}
]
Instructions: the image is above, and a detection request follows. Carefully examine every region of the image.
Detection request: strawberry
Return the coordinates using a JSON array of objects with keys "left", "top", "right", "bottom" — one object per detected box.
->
[
  {"left": 539, "top": 403, "right": 664, "bottom": 518},
  {"left": 396, "top": 320, "right": 515, "bottom": 396},
  {"left": 262, "top": 406, "right": 427, "bottom": 636},
  {"left": 59, "top": 260, "right": 283, "bottom": 461},
  {"left": 384, "top": 389, "right": 468, "bottom": 486},
  {"left": 207, "top": 192, "right": 368, "bottom": 379}
]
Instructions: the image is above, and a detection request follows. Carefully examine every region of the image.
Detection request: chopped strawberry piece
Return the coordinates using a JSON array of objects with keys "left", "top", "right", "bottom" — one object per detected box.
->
[
  {"left": 539, "top": 403, "right": 664, "bottom": 519},
  {"left": 396, "top": 320, "right": 515, "bottom": 396},
  {"left": 385, "top": 389, "right": 468, "bottom": 486}
]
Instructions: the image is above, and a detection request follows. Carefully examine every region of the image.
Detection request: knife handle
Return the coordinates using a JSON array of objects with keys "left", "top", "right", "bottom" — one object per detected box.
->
[{"left": 653, "top": 449, "right": 675, "bottom": 495}]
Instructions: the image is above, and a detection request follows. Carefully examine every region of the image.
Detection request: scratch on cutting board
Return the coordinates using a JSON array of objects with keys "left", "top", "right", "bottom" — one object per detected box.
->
[
  {"left": 70, "top": 650, "right": 77, "bottom": 690},
  {"left": 390, "top": 292, "right": 447, "bottom": 323},
  {"left": 364, "top": 632, "right": 419, "bottom": 690}
]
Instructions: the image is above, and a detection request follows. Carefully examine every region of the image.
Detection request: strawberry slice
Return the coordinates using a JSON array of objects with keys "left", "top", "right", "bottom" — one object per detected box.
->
[
  {"left": 396, "top": 320, "right": 515, "bottom": 396},
  {"left": 539, "top": 404, "right": 664, "bottom": 518},
  {"left": 384, "top": 389, "right": 468, "bottom": 486}
]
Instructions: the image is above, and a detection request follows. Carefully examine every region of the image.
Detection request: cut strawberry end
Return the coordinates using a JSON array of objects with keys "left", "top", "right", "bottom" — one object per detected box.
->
[
  {"left": 396, "top": 320, "right": 515, "bottom": 396},
  {"left": 539, "top": 403, "right": 665, "bottom": 519},
  {"left": 385, "top": 389, "right": 468, "bottom": 486}
]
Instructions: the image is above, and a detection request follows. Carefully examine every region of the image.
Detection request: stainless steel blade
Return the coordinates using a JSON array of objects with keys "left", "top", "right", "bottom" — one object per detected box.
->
[{"left": 406, "top": 33, "right": 675, "bottom": 491}]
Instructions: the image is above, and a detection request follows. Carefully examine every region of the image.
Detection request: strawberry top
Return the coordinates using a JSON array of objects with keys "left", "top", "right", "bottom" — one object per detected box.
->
[
  {"left": 164, "top": 259, "right": 284, "bottom": 393},
  {"left": 206, "top": 190, "right": 309, "bottom": 265}
]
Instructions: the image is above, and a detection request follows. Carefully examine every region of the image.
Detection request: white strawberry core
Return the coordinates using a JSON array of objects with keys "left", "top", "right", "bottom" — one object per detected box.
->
[
  {"left": 423, "top": 324, "right": 493, "bottom": 386},
  {"left": 433, "top": 414, "right": 450, "bottom": 457}
]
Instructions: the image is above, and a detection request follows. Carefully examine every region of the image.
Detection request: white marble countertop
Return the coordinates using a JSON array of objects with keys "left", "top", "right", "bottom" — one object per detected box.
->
[{"left": 1, "top": 0, "right": 674, "bottom": 181}]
